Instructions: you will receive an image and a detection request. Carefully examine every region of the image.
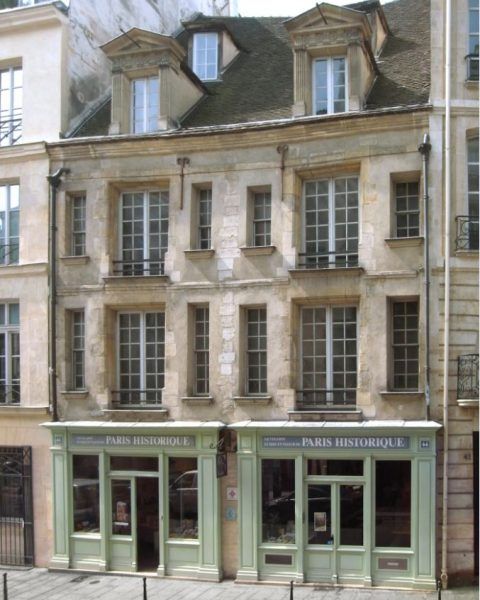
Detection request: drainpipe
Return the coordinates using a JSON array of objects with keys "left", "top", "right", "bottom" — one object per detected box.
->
[
  {"left": 418, "top": 134, "right": 431, "bottom": 421},
  {"left": 47, "top": 168, "right": 70, "bottom": 422},
  {"left": 441, "top": 0, "right": 452, "bottom": 589}
]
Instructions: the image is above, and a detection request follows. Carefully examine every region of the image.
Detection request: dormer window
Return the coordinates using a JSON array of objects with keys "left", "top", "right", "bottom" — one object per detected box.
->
[
  {"left": 131, "top": 76, "right": 159, "bottom": 134},
  {"left": 313, "top": 57, "right": 347, "bottom": 115},
  {"left": 193, "top": 32, "right": 218, "bottom": 80}
]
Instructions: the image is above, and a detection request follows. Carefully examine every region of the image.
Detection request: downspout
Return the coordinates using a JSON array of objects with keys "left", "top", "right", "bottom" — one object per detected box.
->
[
  {"left": 418, "top": 134, "right": 431, "bottom": 421},
  {"left": 441, "top": 0, "right": 452, "bottom": 588},
  {"left": 277, "top": 144, "right": 288, "bottom": 201},
  {"left": 47, "top": 168, "right": 70, "bottom": 422}
]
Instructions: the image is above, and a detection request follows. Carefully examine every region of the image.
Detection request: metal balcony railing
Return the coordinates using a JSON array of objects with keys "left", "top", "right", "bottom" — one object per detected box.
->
[
  {"left": 111, "top": 389, "right": 163, "bottom": 409},
  {"left": 457, "top": 354, "right": 479, "bottom": 400},
  {"left": 295, "top": 388, "right": 356, "bottom": 410},
  {"left": 297, "top": 251, "right": 358, "bottom": 269},
  {"left": 455, "top": 215, "right": 479, "bottom": 251},
  {"left": 0, "top": 117, "right": 22, "bottom": 146},
  {"left": 112, "top": 259, "right": 165, "bottom": 276},
  {"left": 0, "top": 243, "right": 19, "bottom": 265},
  {"left": 0, "top": 384, "right": 20, "bottom": 405},
  {"left": 466, "top": 54, "right": 479, "bottom": 81}
]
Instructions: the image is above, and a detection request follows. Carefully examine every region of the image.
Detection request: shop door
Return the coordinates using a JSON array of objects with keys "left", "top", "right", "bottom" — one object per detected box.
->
[
  {"left": 305, "top": 483, "right": 365, "bottom": 583},
  {"left": 136, "top": 477, "right": 159, "bottom": 572}
]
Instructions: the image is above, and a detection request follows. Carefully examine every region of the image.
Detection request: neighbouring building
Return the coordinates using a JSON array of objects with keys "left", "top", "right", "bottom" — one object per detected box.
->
[
  {"left": 43, "top": 0, "right": 448, "bottom": 589},
  {"left": 0, "top": 0, "right": 231, "bottom": 569}
]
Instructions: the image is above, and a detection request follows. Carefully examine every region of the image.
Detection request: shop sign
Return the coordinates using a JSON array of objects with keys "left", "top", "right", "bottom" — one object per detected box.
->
[
  {"left": 262, "top": 436, "right": 410, "bottom": 450},
  {"left": 216, "top": 452, "right": 228, "bottom": 478},
  {"left": 71, "top": 434, "right": 195, "bottom": 448}
]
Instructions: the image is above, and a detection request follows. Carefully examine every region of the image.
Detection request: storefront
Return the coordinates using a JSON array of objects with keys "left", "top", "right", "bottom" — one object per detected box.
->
[
  {"left": 43, "top": 421, "right": 224, "bottom": 580},
  {"left": 234, "top": 420, "right": 440, "bottom": 590}
]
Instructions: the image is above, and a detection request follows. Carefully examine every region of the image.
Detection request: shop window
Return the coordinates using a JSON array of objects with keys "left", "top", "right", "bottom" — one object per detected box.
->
[
  {"left": 307, "top": 484, "right": 331, "bottom": 545},
  {"left": 391, "top": 300, "right": 419, "bottom": 390},
  {"left": 261, "top": 459, "right": 295, "bottom": 544},
  {"left": 0, "top": 302, "right": 20, "bottom": 405},
  {"left": 340, "top": 484, "right": 363, "bottom": 545},
  {"left": 245, "top": 307, "right": 267, "bottom": 395},
  {"left": 394, "top": 182, "right": 420, "bottom": 238},
  {"left": 117, "top": 190, "right": 169, "bottom": 276},
  {"left": 110, "top": 456, "right": 158, "bottom": 471},
  {"left": 308, "top": 459, "right": 363, "bottom": 476},
  {"left": 301, "top": 177, "right": 358, "bottom": 269},
  {"left": 193, "top": 306, "right": 209, "bottom": 396},
  {"left": 73, "top": 455, "right": 99, "bottom": 533},
  {"left": 375, "top": 460, "right": 411, "bottom": 548},
  {"left": 112, "top": 479, "right": 131, "bottom": 535},
  {"left": 168, "top": 457, "right": 198, "bottom": 539},
  {"left": 0, "top": 183, "right": 20, "bottom": 265},
  {"left": 70, "top": 194, "right": 86, "bottom": 256}
]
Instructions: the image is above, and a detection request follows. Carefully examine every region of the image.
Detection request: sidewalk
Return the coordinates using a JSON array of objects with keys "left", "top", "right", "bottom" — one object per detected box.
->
[{"left": 1, "top": 569, "right": 478, "bottom": 600}]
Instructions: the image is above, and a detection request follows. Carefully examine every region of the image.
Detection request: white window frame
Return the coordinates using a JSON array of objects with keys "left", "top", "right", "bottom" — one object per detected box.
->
[
  {"left": 0, "top": 302, "right": 20, "bottom": 405},
  {"left": 193, "top": 306, "right": 209, "bottom": 396},
  {"left": 0, "top": 183, "right": 20, "bottom": 265},
  {"left": 252, "top": 190, "right": 272, "bottom": 247},
  {"left": 197, "top": 188, "right": 212, "bottom": 250},
  {"left": 312, "top": 56, "right": 348, "bottom": 116},
  {"left": 391, "top": 300, "right": 419, "bottom": 391},
  {"left": 130, "top": 76, "right": 159, "bottom": 134},
  {"left": 245, "top": 307, "right": 267, "bottom": 395},
  {"left": 71, "top": 194, "right": 86, "bottom": 256},
  {"left": 468, "top": 0, "right": 479, "bottom": 80},
  {"left": 192, "top": 32, "right": 218, "bottom": 81},
  {"left": 0, "top": 66, "right": 22, "bottom": 147},
  {"left": 394, "top": 181, "right": 420, "bottom": 238},
  {"left": 71, "top": 310, "right": 85, "bottom": 391}
]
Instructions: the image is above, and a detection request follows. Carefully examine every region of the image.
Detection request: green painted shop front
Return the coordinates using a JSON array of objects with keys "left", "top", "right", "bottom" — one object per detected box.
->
[
  {"left": 234, "top": 421, "right": 441, "bottom": 590},
  {"left": 44, "top": 422, "right": 224, "bottom": 580}
]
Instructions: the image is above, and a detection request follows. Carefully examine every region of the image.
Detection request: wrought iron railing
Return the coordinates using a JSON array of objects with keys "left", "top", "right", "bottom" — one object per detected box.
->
[
  {"left": 112, "top": 259, "right": 165, "bottom": 276},
  {"left": 297, "top": 251, "right": 358, "bottom": 269},
  {"left": 295, "top": 389, "right": 356, "bottom": 410},
  {"left": 455, "top": 215, "right": 479, "bottom": 251},
  {"left": 0, "top": 117, "right": 22, "bottom": 146},
  {"left": 0, "top": 384, "right": 20, "bottom": 405},
  {"left": 466, "top": 54, "right": 479, "bottom": 81},
  {"left": 111, "top": 389, "right": 163, "bottom": 409},
  {"left": 0, "top": 243, "right": 19, "bottom": 265},
  {"left": 457, "top": 354, "right": 479, "bottom": 400}
]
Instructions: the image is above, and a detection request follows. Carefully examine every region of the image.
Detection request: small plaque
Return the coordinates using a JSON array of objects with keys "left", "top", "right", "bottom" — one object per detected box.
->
[
  {"left": 419, "top": 438, "right": 431, "bottom": 450},
  {"left": 225, "top": 507, "right": 237, "bottom": 521},
  {"left": 378, "top": 558, "right": 408, "bottom": 571},
  {"left": 226, "top": 487, "right": 238, "bottom": 501},
  {"left": 265, "top": 554, "right": 293, "bottom": 566},
  {"left": 53, "top": 435, "right": 63, "bottom": 447}
]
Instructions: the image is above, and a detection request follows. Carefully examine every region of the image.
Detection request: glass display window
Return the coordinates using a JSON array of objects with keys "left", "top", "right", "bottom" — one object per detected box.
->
[
  {"left": 72, "top": 455, "right": 99, "bottom": 534},
  {"left": 168, "top": 457, "right": 198, "bottom": 539},
  {"left": 375, "top": 460, "right": 411, "bottom": 548},
  {"left": 261, "top": 459, "right": 295, "bottom": 544},
  {"left": 112, "top": 479, "right": 132, "bottom": 536}
]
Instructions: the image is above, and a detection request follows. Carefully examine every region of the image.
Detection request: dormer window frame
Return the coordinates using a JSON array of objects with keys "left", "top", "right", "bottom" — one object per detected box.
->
[
  {"left": 312, "top": 55, "right": 348, "bottom": 116},
  {"left": 192, "top": 31, "right": 219, "bottom": 81},
  {"left": 130, "top": 75, "right": 160, "bottom": 135}
]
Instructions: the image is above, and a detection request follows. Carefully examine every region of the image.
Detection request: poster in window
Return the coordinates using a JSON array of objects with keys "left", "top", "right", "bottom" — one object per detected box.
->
[
  {"left": 314, "top": 511, "right": 327, "bottom": 532},
  {"left": 116, "top": 501, "right": 128, "bottom": 523}
]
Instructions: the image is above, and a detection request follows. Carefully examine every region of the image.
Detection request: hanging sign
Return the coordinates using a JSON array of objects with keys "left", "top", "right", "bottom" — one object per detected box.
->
[
  {"left": 262, "top": 436, "right": 410, "bottom": 450},
  {"left": 216, "top": 452, "right": 228, "bottom": 478}
]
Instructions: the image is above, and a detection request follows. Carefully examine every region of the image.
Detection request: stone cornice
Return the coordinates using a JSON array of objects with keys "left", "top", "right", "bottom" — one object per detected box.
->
[
  {"left": 0, "top": 3, "right": 67, "bottom": 33},
  {"left": 0, "top": 142, "right": 47, "bottom": 162},
  {"left": 0, "top": 262, "right": 48, "bottom": 278},
  {"left": 47, "top": 106, "right": 431, "bottom": 161}
]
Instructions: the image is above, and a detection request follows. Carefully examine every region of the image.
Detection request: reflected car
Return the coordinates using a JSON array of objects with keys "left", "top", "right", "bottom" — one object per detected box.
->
[{"left": 169, "top": 470, "right": 198, "bottom": 516}]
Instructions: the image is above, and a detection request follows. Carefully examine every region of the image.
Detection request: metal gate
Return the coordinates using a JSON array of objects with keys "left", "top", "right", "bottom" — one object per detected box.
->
[{"left": 0, "top": 447, "right": 34, "bottom": 566}]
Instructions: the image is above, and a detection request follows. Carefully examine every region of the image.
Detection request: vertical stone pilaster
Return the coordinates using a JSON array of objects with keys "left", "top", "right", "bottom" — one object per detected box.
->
[{"left": 293, "top": 48, "right": 309, "bottom": 116}]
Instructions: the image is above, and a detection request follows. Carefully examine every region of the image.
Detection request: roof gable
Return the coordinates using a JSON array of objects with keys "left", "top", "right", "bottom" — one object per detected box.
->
[
  {"left": 101, "top": 28, "right": 185, "bottom": 62},
  {"left": 284, "top": 3, "right": 369, "bottom": 34}
]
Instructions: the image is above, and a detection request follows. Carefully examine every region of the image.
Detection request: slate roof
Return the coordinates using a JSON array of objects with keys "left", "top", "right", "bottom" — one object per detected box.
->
[{"left": 71, "top": 0, "right": 430, "bottom": 138}]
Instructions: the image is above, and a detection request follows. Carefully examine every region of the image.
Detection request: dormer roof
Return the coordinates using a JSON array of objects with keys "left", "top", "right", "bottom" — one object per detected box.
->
[
  {"left": 101, "top": 28, "right": 186, "bottom": 62},
  {"left": 284, "top": 2, "right": 372, "bottom": 36}
]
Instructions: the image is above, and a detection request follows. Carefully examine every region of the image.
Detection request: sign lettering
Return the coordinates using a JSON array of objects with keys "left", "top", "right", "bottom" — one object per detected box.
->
[
  {"left": 71, "top": 434, "right": 195, "bottom": 448},
  {"left": 262, "top": 436, "right": 410, "bottom": 450}
]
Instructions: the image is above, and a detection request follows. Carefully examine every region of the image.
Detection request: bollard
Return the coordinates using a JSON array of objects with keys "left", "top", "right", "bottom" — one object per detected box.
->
[
  {"left": 289, "top": 579, "right": 294, "bottom": 600},
  {"left": 436, "top": 578, "right": 442, "bottom": 600},
  {"left": 143, "top": 576, "right": 147, "bottom": 600},
  {"left": 3, "top": 573, "right": 7, "bottom": 600}
]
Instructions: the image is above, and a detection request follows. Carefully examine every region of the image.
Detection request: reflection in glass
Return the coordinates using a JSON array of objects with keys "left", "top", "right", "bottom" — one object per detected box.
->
[
  {"left": 110, "top": 456, "right": 158, "bottom": 472},
  {"left": 168, "top": 457, "right": 198, "bottom": 539},
  {"left": 112, "top": 480, "right": 131, "bottom": 535},
  {"left": 308, "top": 459, "right": 363, "bottom": 476},
  {"left": 340, "top": 485, "right": 363, "bottom": 545},
  {"left": 262, "top": 459, "right": 295, "bottom": 544},
  {"left": 375, "top": 460, "right": 411, "bottom": 547},
  {"left": 72, "top": 455, "right": 99, "bottom": 533},
  {"left": 307, "top": 484, "right": 331, "bottom": 545}
]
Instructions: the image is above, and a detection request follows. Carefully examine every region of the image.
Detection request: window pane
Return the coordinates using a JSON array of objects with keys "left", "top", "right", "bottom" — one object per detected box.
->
[
  {"left": 307, "top": 459, "right": 363, "bottom": 476},
  {"left": 110, "top": 456, "right": 158, "bottom": 471},
  {"left": 168, "top": 457, "right": 198, "bottom": 539},
  {"left": 73, "top": 455, "right": 99, "bottom": 533},
  {"left": 112, "top": 479, "right": 131, "bottom": 535},
  {"left": 375, "top": 460, "right": 411, "bottom": 548},
  {"left": 262, "top": 459, "right": 295, "bottom": 544},
  {"left": 340, "top": 485, "right": 363, "bottom": 545},
  {"left": 307, "top": 484, "right": 331, "bottom": 545}
]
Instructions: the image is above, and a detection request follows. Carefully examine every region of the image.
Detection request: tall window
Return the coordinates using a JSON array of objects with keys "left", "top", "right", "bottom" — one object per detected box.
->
[
  {"left": 395, "top": 182, "right": 420, "bottom": 238},
  {"left": 73, "top": 455, "right": 99, "bottom": 533},
  {"left": 193, "top": 32, "right": 218, "bottom": 80},
  {"left": 0, "top": 303, "right": 20, "bottom": 405},
  {"left": 392, "top": 301, "right": 419, "bottom": 390},
  {"left": 197, "top": 188, "right": 212, "bottom": 249},
  {"left": 262, "top": 459, "right": 295, "bottom": 544},
  {"left": 71, "top": 195, "right": 86, "bottom": 256},
  {"left": 193, "top": 306, "right": 209, "bottom": 395},
  {"left": 313, "top": 57, "right": 347, "bottom": 115},
  {"left": 468, "top": 137, "right": 479, "bottom": 249},
  {"left": 0, "top": 183, "right": 19, "bottom": 265},
  {"left": 252, "top": 191, "right": 271, "bottom": 247},
  {"left": 119, "top": 190, "right": 168, "bottom": 276},
  {"left": 117, "top": 311, "right": 165, "bottom": 407},
  {"left": 169, "top": 457, "right": 198, "bottom": 539},
  {"left": 246, "top": 307, "right": 267, "bottom": 395},
  {"left": 131, "top": 77, "right": 159, "bottom": 134},
  {"left": 303, "top": 177, "right": 358, "bottom": 268},
  {"left": 375, "top": 460, "right": 411, "bottom": 548},
  {"left": 300, "top": 306, "right": 357, "bottom": 408},
  {"left": 468, "top": 0, "right": 479, "bottom": 80},
  {"left": 0, "top": 67, "right": 22, "bottom": 146},
  {"left": 71, "top": 311, "right": 85, "bottom": 390}
]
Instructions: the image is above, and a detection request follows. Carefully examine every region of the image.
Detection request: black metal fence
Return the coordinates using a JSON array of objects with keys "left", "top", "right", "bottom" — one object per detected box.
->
[
  {"left": 457, "top": 354, "right": 479, "bottom": 400},
  {"left": 455, "top": 215, "right": 479, "bottom": 251},
  {"left": 297, "top": 252, "right": 358, "bottom": 269},
  {"left": 296, "top": 389, "right": 356, "bottom": 410},
  {"left": 112, "top": 259, "right": 165, "bottom": 276},
  {"left": 111, "top": 389, "right": 163, "bottom": 409}
]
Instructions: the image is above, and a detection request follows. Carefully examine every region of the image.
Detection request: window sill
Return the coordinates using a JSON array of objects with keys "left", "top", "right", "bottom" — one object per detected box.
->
[
  {"left": 240, "top": 245, "right": 276, "bottom": 256},
  {"left": 457, "top": 398, "right": 479, "bottom": 408},
  {"left": 465, "top": 80, "right": 479, "bottom": 89},
  {"left": 61, "top": 390, "right": 89, "bottom": 401},
  {"left": 289, "top": 266, "right": 363, "bottom": 279},
  {"left": 0, "top": 405, "right": 49, "bottom": 416},
  {"left": 455, "top": 249, "right": 478, "bottom": 258},
  {"left": 233, "top": 395, "right": 272, "bottom": 406},
  {"left": 184, "top": 249, "right": 215, "bottom": 260},
  {"left": 380, "top": 391, "right": 424, "bottom": 401},
  {"left": 288, "top": 409, "right": 362, "bottom": 422},
  {"left": 103, "top": 274, "right": 169, "bottom": 285},
  {"left": 182, "top": 396, "right": 214, "bottom": 406},
  {"left": 61, "top": 255, "right": 90, "bottom": 266},
  {"left": 102, "top": 408, "right": 169, "bottom": 417},
  {"left": 384, "top": 237, "right": 424, "bottom": 248}
]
